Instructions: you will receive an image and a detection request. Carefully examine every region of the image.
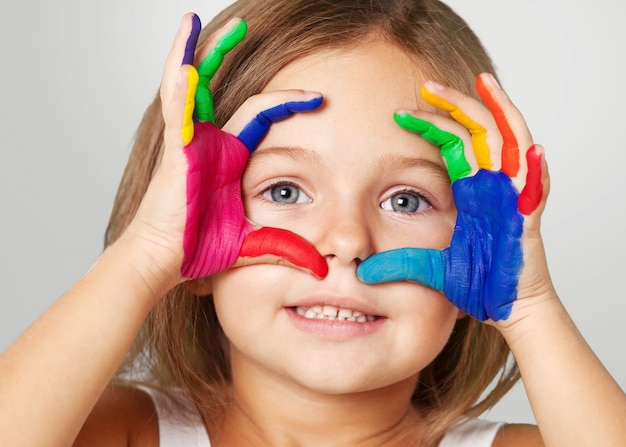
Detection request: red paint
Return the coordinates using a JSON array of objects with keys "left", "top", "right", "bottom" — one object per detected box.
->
[
  {"left": 240, "top": 227, "right": 329, "bottom": 279},
  {"left": 476, "top": 76, "right": 520, "bottom": 177},
  {"left": 518, "top": 145, "right": 543, "bottom": 215}
]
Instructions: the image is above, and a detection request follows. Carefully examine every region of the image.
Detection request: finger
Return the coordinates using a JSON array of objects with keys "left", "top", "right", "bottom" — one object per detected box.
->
[
  {"left": 195, "top": 18, "right": 247, "bottom": 123},
  {"left": 518, "top": 144, "right": 546, "bottom": 215},
  {"left": 357, "top": 247, "right": 445, "bottom": 292},
  {"left": 160, "top": 13, "right": 201, "bottom": 120},
  {"left": 236, "top": 227, "right": 329, "bottom": 279},
  {"left": 475, "top": 73, "right": 519, "bottom": 177},
  {"left": 223, "top": 89, "right": 323, "bottom": 139},
  {"left": 394, "top": 112, "right": 471, "bottom": 183},
  {"left": 421, "top": 81, "right": 501, "bottom": 171},
  {"left": 475, "top": 73, "right": 534, "bottom": 187},
  {"left": 181, "top": 67, "right": 199, "bottom": 145},
  {"left": 182, "top": 14, "right": 201, "bottom": 65},
  {"left": 236, "top": 96, "right": 324, "bottom": 151},
  {"left": 164, "top": 65, "right": 197, "bottom": 156}
]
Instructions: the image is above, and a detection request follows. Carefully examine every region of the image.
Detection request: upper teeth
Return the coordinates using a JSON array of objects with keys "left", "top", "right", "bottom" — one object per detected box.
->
[{"left": 296, "top": 305, "right": 376, "bottom": 322}]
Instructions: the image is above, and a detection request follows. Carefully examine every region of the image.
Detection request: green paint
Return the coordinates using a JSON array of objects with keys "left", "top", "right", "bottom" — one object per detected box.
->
[
  {"left": 195, "top": 19, "right": 248, "bottom": 123},
  {"left": 394, "top": 113, "right": 471, "bottom": 183}
]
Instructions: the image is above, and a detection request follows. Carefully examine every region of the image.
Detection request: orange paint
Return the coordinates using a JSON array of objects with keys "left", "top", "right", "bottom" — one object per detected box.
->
[
  {"left": 421, "top": 86, "right": 493, "bottom": 170},
  {"left": 475, "top": 76, "right": 520, "bottom": 177}
]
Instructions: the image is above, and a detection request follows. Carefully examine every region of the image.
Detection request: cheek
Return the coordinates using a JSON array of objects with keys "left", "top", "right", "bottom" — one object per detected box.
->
[
  {"left": 211, "top": 269, "right": 264, "bottom": 340},
  {"left": 211, "top": 265, "right": 288, "bottom": 340},
  {"left": 367, "top": 282, "right": 460, "bottom": 385},
  {"left": 396, "top": 284, "right": 460, "bottom": 360},
  {"left": 375, "top": 211, "right": 457, "bottom": 253}
]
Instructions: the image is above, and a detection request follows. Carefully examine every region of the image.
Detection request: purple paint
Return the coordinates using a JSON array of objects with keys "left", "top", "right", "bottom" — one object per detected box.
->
[{"left": 182, "top": 14, "right": 201, "bottom": 66}]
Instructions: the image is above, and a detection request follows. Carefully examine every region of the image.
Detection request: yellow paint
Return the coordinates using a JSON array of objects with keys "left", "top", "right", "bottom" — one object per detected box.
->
[
  {"left": 421, "top": 86, "right": 493, "bottom": 170},
  {"left": 182, "top": 67, "right": 199, "bottom": 145}
]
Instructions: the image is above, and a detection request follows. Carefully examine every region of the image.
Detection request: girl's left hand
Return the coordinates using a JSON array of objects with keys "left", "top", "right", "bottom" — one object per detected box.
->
[{"left": 357, "top": 73, "right": 553, "bottom": 325}]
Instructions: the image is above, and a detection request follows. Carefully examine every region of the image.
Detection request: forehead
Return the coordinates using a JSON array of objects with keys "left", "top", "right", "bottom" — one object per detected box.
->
[
  {"left": 263, "top": 40, "right": 426, "bottom": 109},
  {"left": 257, "top": 41, "right": 443, "bottom": 168}
]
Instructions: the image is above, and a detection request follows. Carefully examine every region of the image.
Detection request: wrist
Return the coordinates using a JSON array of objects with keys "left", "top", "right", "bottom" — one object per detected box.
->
[
  {"left": 108, "top": 227, "right": 184, "bottom": 304},
  {"left": 494, "top": 290, "right": 568, "bottom": 347}
]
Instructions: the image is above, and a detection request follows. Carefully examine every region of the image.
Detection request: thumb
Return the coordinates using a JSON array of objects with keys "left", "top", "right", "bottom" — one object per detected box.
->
[{"left": 357, "top": 247, "right": 445, "bottom": 291}]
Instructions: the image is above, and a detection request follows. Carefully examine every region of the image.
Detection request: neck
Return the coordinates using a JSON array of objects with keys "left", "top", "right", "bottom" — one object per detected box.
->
[{"left": 211, "top": 354, "right": 427, "bottom": 446}]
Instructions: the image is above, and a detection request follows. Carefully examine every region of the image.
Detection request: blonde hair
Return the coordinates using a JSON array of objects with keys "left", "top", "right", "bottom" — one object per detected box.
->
[{"left": 108, "top": 0, "right": 518, "bottom": 442}]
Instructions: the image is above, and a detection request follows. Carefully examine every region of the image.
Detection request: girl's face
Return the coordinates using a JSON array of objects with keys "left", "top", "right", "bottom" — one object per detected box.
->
[{"left": 212, "top": 41, "right": 460, "bottom": 396}]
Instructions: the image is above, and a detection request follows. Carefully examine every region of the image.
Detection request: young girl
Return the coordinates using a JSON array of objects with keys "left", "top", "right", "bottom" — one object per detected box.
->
[{"left": 1, "top": 0, "right": 625, "bottom": 446}]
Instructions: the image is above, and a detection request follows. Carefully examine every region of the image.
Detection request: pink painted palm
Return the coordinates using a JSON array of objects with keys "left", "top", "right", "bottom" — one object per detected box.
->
[{"left": 180, "top": 15, "right": 327, "bottom": 279}]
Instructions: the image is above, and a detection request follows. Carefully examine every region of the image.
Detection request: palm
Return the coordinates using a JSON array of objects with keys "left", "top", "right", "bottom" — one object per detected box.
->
[
  {"left": 443, "top": 170, "right": 523, "bottom": 321},
  {"left": 178, "top": 16, "right": 327, "bottom": 279}
]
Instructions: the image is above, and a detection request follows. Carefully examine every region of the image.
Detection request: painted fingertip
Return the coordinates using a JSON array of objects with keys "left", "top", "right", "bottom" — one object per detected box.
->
[
  {"left": 480, "top": 72, "right": 502, "bottom": 91},
  {"left": 288, "top": 95, "right": 324, "bottom": 112},
  {"left": 394, "top": 112, "right": 428, "bottom": 131},
  {"left": 420, "top": 85, "right": 455, "bottom": 112},
  {"left": 182, "top": 13, "right": 202, "bottom": 66},
  {"left": 424, "top": 80, "right": 446, "bottom": 92},
  {"left": 395, "top": 109, "right": 417, "bottom": 117},
  {"left": 215, "top": 17, "right": 248, "bottom": 54}
]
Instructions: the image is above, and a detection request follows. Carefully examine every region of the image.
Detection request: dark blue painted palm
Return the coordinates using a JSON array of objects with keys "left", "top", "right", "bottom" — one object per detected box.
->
[{"left": 357, "top": 113, "right": 524, "bottom": 321}]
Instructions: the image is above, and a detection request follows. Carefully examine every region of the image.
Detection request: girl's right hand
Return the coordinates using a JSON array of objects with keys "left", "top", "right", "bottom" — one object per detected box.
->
[{"left": 127, "top": 14, "right": 328, "bottom": 290}]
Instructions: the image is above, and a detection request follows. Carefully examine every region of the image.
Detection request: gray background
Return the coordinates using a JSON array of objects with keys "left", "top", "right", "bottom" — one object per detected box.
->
[{"left": 1, "top": 0, "right": 624, "bottom": 424}]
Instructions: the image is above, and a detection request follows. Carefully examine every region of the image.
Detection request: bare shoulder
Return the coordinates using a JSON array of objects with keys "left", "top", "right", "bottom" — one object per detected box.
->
[
  {"left": 73, "top": 384, "right": 159, "bottom": 447},
  {"left": 493, "top": 423, "right": 544, "bottom": 447},
  {"left": 493, "top": 424, "right": 544, "bottom": 447}
]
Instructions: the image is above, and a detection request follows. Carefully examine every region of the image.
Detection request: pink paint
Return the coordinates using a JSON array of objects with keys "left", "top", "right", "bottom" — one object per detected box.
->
[
  {"left": 182, "top": 121, "right": 328, "bottom": 279},
  {"left": 182, "top": 121, "right": 253, "bottom": 278}
]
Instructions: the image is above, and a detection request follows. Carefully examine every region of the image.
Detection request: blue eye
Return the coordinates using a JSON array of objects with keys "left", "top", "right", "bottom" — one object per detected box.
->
[
  {"left": 262, "top": 182, "right": 311, "bottom": 204},
  {"left": 381, "top": 191, "right": 431, "bottom": 213}
]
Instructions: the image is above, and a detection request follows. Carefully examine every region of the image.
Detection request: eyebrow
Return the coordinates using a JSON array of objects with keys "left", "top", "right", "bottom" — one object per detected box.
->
[
  {"left": 372, "top": 154, "right": 451, "bottom": 183},
  {"left": 247, "top": 145, "right": 451, "bottom": 183},
  {"left": 247, "top": 145, "right": 324, "bottom": 169}
]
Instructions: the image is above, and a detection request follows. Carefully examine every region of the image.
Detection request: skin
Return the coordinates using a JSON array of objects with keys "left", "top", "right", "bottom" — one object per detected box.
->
[
  {"left": 209, "top": 40, "right": 544, "bottom": 445},
  {"left": 210, "top": 41, "right": 461, "bottom": 445},
  {"left": 357, "top": 102, "right": 544, "bottom": 320},
  {"left": 180, "top": 16, "right": 328, "bottom": 279},
  {"left": 1, "top": 13, "right": 625, "bottom": 447}
]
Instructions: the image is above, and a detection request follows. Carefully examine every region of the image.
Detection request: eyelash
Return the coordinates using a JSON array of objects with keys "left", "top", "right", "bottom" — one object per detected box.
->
[
  {"left": 380, "top": 188, "right": 433, "bottom": 215},
  {"left": 258, "top": 182, "right": 434, "bottom": 215},
  {"left": 259, "top": 180, "right": 312, "bottom": 206}
]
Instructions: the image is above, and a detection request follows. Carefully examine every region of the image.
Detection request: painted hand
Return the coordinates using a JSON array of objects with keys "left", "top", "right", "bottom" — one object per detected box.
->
[
  {"left": 179, "top": 15, "right": 328, "bottom": 279},
  {"left": 357, "top": 74, "right": 546, "bottom": 321}
]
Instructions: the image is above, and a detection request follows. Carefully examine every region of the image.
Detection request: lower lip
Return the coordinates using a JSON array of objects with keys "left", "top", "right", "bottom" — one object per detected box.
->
[{"left": 285, "top": 307, "right": 387, "bottom": 340}]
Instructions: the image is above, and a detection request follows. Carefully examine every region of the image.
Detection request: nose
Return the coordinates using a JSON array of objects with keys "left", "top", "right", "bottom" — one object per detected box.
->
[{"left": 313, "top": 202, "right": 375, "bottom": 267}]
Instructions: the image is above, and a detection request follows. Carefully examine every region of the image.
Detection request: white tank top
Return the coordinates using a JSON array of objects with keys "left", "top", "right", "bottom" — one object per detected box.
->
[{"left": 143, "top": 388, "right": 504, "bottom": 446}]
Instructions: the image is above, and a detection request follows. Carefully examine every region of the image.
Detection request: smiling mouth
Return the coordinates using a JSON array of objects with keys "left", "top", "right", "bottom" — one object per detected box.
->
[{"left": 295, "top": 305, "right": 379, "bottom": 322}]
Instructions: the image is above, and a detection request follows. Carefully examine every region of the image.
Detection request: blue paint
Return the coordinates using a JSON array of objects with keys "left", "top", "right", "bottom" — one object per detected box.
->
[
  {"left": 237, "top": 97, "right": 323, "bottom": 151},
  {"left": 358, "top": 170, "right": 524, "bottom": 322},
  {"left": 182, "top": 14, "right": 201, "bottom": 66},
  {"left": 357, "top": 247, "right": 445, "bottom": 292}
]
